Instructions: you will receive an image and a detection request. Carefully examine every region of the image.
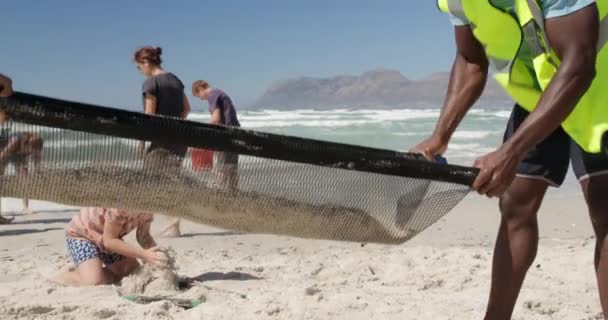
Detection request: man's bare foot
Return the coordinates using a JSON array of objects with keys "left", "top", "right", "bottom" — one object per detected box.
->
[{"left": 0, "top": 215, "right": 14, "bottom": 224}]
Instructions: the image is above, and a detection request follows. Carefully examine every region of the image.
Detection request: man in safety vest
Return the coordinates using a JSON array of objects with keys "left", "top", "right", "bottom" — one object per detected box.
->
[{"left": 411, "top": 1, "right": 608, "bottom": 318}]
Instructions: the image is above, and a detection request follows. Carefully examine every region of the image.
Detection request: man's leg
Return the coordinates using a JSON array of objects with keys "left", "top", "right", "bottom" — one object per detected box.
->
[
  {"left": 484, "top": 177, "right": 549, "bottom": 320},
  {"left": 572, "top": 137, "right": 608, "bottom": 316},
  {"left": 485, "top": 104, "right": 569, "bottom": 319},
  {"left": 581, "top": 175, "right": 608, "bottom": 315},
  {"left": 215, "top": 152, "right": 239, "bottom": 191}
]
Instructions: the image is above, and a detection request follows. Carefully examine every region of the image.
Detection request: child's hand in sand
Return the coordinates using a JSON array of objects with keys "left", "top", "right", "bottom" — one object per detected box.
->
[{"left": 141, "top": 246, "right": 169, "bottom": 268}]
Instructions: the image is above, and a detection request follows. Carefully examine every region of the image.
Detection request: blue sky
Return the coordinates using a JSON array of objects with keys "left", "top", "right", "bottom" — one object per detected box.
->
[{"left": 3, "top": 1, "right": 457, "bottom": 110}]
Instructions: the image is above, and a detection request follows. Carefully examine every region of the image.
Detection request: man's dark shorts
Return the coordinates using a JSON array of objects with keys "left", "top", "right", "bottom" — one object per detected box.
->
[{"left": 504, "top": 104, "right": 608, "bottom": 186}]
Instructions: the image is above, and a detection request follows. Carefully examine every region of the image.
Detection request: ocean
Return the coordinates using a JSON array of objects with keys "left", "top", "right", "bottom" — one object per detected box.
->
[{"left": 189, "top": 107, "right": 510, "bottom": 164}]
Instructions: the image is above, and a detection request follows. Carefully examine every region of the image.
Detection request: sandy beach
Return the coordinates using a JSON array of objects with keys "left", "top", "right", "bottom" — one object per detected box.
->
[{"left": 0, "top": 187, "right": 603, "bottom": 320}]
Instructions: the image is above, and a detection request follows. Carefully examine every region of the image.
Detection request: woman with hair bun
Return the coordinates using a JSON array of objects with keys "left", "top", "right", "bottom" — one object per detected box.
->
[
  {"left": 134, "top": 46, "right": 191, "bottom": 238},
  {"left": 134, "top": 46, "right": 191, "bottom": 141}
]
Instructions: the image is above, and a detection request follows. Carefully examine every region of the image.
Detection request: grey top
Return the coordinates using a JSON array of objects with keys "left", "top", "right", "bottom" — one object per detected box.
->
[{"left": 142, "top": 73, "right": 185, "bottom": 118}]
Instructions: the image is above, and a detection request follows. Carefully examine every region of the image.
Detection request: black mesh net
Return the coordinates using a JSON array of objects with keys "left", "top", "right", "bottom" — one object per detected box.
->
[{"left": 0, "top": 93, "right": 478, "bottom": 244}]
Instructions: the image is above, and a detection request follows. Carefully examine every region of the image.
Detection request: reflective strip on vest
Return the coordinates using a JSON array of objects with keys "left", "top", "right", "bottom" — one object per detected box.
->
[{"left": 600, "top": 15, "right": 608, "bottom": 49}]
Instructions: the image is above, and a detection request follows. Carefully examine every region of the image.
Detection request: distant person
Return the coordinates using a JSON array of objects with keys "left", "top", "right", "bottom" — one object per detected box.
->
[
  {"left": 0, "top": 74, "right": 15, "bottom": 223},
  {"left": 53, "top": 208, "right": 164, "bottom": 286},
  {"left": 0, "top": 131, "right": 43, "bottom": 217},
  {"left": 0, "top": 74, "right": 13, "bottom": 124},
  {"left": 134, "top": 46, "right": 191, "bottom": 238},
  {"left": 192, "top": 80, "right": 240, "bottom": 190},
  {"left": 0, "top": 74, "right": 13, "bottom": 98}
]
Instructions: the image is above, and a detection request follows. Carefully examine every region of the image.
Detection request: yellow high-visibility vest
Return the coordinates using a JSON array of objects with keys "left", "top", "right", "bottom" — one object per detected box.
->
[{"left": 438, "top": 0, "right": 608, "bottom": 153}]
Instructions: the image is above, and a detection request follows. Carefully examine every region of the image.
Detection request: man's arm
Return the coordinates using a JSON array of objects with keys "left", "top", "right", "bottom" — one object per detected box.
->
[
  {"left": 503, "top": 5, "right": 598, "bottom": 156},
  {"left": 473, "top": 4, "right": 599, "bottom": 196},
  {"left": 410, "top": 26, "right": 489, "bottom": 159},
  {"left": 209, "top": 108, "right": 222, "bottom": 125}
]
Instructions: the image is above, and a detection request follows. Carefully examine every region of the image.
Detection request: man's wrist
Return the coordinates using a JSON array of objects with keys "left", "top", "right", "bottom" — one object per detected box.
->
[
  {"left": 432, "top": 128, "right": 451, "bottom": 145},
  {"left": 502, "top": 137, "right": 529, "bottom": 161}
]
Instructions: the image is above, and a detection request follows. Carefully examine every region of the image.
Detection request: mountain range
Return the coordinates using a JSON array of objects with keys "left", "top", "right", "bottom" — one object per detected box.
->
[{"left": 252, "top": 68, "right": 512, "bottom": 109}]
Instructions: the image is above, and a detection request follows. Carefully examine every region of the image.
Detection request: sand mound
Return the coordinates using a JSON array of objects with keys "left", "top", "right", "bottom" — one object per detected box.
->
[{"left": 120, "top": 247, "right": 179, "bottom": 296}]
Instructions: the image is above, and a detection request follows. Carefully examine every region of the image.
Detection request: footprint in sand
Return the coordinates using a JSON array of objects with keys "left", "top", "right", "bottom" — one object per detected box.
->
[
  {"left": 27, "top": 305, "right": 55, "bottom": 315},
  {"left": 523, "top": 300, "right": 558, "bottom": 316},
  {"left": 92, "top": 309, "right": 116, "bottom": 319}
]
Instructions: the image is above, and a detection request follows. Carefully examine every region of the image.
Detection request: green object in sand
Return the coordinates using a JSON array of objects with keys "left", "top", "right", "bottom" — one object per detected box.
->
[{"left": 123, "top": 295, "right": 204, "bottom": 309}]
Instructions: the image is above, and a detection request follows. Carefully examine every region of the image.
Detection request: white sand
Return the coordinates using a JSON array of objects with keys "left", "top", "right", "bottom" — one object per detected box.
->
[{"left": 0, "top": 191, "right": 604, "bottom": 320}]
